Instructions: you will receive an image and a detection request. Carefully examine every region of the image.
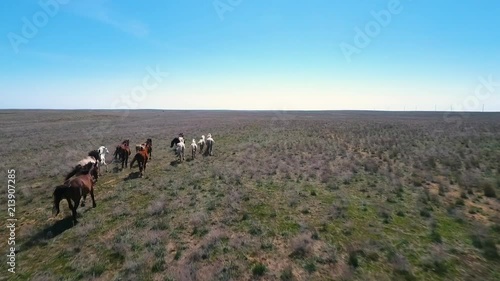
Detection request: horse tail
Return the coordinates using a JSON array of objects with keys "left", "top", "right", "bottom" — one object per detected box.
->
[
  {"left": 130, "top": 154, "right": 138, "bottom": 168},
  {"left": 53, "top": 185, "right": 68, "bottom": 216}
]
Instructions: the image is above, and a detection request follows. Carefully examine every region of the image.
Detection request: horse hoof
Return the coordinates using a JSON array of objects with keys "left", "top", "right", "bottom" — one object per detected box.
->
[
  {"left": 92, "top": 204, "right": 96, "bottom": 208},
  {"left": 81, "top": 203, "right": 85, "bottom": 207}
]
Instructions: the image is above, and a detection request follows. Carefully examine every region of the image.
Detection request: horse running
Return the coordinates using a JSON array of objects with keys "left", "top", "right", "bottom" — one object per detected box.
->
[
  {"left": 53, "top": 162, "right": 98, "bottom": 224},
  {"left": 114, "top": 140, "right": 131, "bottom": 169},
  {"left": 97, "top": 146, "right": 110, "bottom": 172},
  {"left": 136, "top": 138, "right": 153, "bottom": 160},
  {"left": 130, "top": 149, "right": 149, "bottom": 178},
  {"left": 198, "top": 135, "right": 206, "bottom": 154},
  {"left": 191, "top": 139, "right": 197, "bottom": 160},
  {"left": 205, "top": 133, "right": 215, "bottom": 156},
  {"left": 176, "top": 137, "right": 185, "bottom": 162}
]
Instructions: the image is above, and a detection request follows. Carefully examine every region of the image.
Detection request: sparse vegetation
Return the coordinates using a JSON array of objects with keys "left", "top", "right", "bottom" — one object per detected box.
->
[
  {"left": 252, "top": 263, "right": 267, "bottom": 276},
  {"left": 1, "top": 110, "right": 500, "bottom": 280}
]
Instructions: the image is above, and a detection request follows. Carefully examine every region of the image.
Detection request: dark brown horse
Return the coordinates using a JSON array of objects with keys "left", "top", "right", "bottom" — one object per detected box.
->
[
  {"left": 130, "top": 149, "right": 149, "bottom": 177},
  {"left": 113, "top": 140, "right": 131, "bottom": 169},
  {"left": 53, "top": 162, "right": 98, "bottom": 224},
  {"left": 145, "top": 138, "right": 152, "bottom": 160}
]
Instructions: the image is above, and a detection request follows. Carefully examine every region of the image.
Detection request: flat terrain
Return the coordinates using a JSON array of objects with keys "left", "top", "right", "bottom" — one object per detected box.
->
[{"left": 1, "top": 110, "right": 499, "bottom": 281}]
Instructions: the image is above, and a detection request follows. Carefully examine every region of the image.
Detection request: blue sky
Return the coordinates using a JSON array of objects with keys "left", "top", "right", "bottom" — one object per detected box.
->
[{"left": 0, "top": 0, "right": 499, "bottom": 110}]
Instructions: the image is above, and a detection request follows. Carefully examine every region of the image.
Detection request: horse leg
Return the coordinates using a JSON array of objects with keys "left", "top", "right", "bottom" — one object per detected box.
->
[
  {"left": 67, "top": 198, "right": 78, "bottom": 224},
  {"left": 81, "top": 194, "right": 86, "bottom": 207},
  {"left": 90, "top": 187, "right": 96, "bottom": 208}
]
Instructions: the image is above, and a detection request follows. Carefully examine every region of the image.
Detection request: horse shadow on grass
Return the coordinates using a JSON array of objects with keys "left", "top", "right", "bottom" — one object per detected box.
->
[
  {"left": 124, "top": 171, "right": 141, "bottom": 181},
  {"left": 18, "top": 216, "right": 75, "bottom": 254}
]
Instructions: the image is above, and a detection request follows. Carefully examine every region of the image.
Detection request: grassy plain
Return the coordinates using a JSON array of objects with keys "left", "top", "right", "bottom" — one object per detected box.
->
[{"left": 0, "top": 110, "right": 499, "bottom": 280}]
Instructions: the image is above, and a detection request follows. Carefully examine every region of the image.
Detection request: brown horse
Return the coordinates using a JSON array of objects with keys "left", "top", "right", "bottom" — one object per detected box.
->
[
  {"left": 114, "top": 140, "right": 131, "bottom": 169},
  {"left": 130, "top": 149, "right": 149, "bottom": 177},
  {"left": 145, "top": 138, "right": 152, "bottom": 160},
  {"left": 135, "top": 138, "right": 153, "bottom": 160},
  {"left": 53, "top": 162, "right": 98, "bottom": 224}
]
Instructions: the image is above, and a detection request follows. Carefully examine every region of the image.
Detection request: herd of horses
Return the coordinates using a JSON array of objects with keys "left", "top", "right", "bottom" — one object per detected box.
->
[{"left": 52, "top": 134, "right": 215, "bottom": 224}]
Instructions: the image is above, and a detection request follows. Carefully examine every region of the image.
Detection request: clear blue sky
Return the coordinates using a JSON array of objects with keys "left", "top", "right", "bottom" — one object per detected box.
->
[{"left": 1, "top": 0, "right": 499, "bottom": 110}]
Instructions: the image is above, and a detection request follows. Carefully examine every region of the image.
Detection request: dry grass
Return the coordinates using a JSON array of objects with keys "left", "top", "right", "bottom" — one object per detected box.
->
[{"left": 0, "top": 110, "right": 499, "bottom": 280}]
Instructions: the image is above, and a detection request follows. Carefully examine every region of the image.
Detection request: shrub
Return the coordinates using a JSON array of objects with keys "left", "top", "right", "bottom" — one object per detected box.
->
[
  {"left": 483, "top": 185, "right": 496, "bottom": 198},
  {"left": 455, "top": 198, "right": 465, "bottom": 206},
  {"left": 252, "top": 263, "right": 267, "bottom": 276},
  {"left": 430, "top": 230, "right": 442, "bottom": 244},
  {"left": 290, "top": 234, "right": 313, "bottom": 258},
  {"left": 483, "top": 239, "right": 499, "bottom": 260},
  {"left": 471, "top": 235, "right": 483, "bottom": 249},
  {"left": 420, "top": 209, "right": 431, "bottom": 218},
  {"left": 280, "top": 266, "right": 294, "bottom": 281},
  {"left": 304, "top": 261, "right": 316, "bottom": 273}
]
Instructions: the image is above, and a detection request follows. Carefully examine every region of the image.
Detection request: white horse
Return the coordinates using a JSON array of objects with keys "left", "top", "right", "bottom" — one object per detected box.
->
[
  {"left": 176, "top": 137, "right": 185, "bottom": 162},
  {"left": 98, "top": 146, "right": 110, "bottom": 172},
  {"left": 191, "top": 139, "right": 197, "bottom": 160},
  {"left": 197, "top": 135, "right": 206, "bottom": 154},
  {"left": 205, "top": 133, "right": 215, "bottom": 156}
]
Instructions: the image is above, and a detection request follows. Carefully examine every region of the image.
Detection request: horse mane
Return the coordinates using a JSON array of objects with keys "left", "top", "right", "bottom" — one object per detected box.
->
[
  {"left": 64, "top": 162, "right": 95, "bottom": 181},
  {"left": 170, "top": 137, "right": 180, "bottom": 148},
  {"left": 88, "top": 150, "right": 100, "bottom": 161}
]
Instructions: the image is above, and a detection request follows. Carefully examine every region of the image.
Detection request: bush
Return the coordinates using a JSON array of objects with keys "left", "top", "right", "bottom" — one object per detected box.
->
[
  {"left": 483, "top": 185, "right": 496, "bottom": 198},
  {"left": 483, "top": 239, "right": 499, "bottom": 260},
  {"left": 420, "top": 209, "right": 431, "bottom": 218},
  {"left": 455, "top": 198, "right": 465, "bottom": 206},
  {"left": 471, "top": 235, "right": 483, "bottom": 249},
  {"left": 430, "top": 230, "right": 442, "bottom": 244},
  {"left": 348, "top": 250, "right": 363, "bottom": 268},
  {"left": 252, "top": 263, "right": 267, "bottom": 276},
  {"left": 280, "top": 266, "right": 294, "bottom": 281},
  {"left": 304, "top": 261, "right": 316, "bottom": 273}
]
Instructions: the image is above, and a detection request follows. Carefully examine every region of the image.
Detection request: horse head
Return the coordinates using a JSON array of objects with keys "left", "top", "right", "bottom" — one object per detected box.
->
[{"left": 99, "top": 146, "right": 109, "bottom": 155}]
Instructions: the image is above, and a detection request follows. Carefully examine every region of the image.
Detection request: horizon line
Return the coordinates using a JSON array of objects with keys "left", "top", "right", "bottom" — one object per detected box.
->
[{"left": 1, "top": 108, "right": 499, "bottom": 113}]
